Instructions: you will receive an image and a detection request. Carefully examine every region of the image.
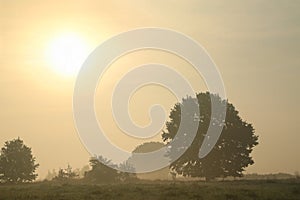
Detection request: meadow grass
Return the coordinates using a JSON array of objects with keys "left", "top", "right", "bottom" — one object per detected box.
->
[{"left": 0, "top": 179, "right": 299, "bottom": 200}]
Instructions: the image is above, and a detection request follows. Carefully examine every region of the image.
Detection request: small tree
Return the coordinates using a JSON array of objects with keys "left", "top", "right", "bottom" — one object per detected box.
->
[
  {"left": 0, "top": 138, "right": 39, "bottom": 183},
  {"left": 117, "top": 160, "right": 137, "bottom": 182},
  {"left": 128, "top": 142, "right": 170, "bottom": 180},
  {"left": 84, "top": 156, "right": 119, "bottom": 183},
  {"left": 53, "top": 164, "right": 78, "bottom": 181}
]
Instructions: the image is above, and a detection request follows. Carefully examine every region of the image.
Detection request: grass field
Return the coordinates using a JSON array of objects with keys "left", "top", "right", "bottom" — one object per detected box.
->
[{"left": 0, "top": 179, "right": 299, "bottom": 200}]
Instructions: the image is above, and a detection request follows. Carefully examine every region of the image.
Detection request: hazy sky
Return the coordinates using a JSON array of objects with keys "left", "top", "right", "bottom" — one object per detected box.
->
[{"left": 1, "top": 0, "right": 300, "bottom": 178}]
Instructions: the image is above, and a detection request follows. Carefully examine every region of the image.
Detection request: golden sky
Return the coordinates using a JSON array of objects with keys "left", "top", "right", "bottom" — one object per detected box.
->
[{"left": 1, "top": 0, "right": 300, "bottom": 178}]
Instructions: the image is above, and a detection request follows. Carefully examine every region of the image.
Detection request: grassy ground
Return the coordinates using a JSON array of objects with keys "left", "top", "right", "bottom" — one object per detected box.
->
[{"left": 0, "top": 179, "right": 299, "bottom": 200}]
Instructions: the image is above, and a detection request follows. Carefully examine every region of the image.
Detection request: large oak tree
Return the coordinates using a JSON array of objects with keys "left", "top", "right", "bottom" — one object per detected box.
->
[{"left": 162, "top": 92, "right": 258, "bottom": 180}]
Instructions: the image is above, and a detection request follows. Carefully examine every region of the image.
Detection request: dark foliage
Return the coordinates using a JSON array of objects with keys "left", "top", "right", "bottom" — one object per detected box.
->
[
  {"left": 84, "top": 156, "right": 137, "bottom": 183},
  {"left": 53, "top": 164, "right": 78, "bottom": 181},
  {"left": 0, "top": 138, "right": 39, "bottom": 183},
  {"left": 162, "top": 92, "right": 258, "bottom": 180}
]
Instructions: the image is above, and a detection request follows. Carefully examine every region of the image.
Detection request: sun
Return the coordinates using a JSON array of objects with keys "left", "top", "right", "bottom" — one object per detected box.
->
[{"left": 46, "top": 33, "right": 90, "bottom": 76}]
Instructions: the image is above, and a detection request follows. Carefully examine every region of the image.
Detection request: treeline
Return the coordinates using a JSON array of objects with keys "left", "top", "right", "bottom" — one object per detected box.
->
[
  {"left": 242, "top": 173, "right": 297, "bottom": 180},
  {"left": 1, "top": 92, "right": 265, "bottom": 184},
  {"left": 0, "top": 138, "right": 299, "bottom": 184},
  {"left": 45, "top": 156, "right": 137, "bottom": 184}
]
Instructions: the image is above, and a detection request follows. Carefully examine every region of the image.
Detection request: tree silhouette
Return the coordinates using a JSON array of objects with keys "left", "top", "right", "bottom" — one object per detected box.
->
[
  {"left": 128, "top": 142, "right": 170, "bottom": 180},
  {"left": 117, "top": 160, "right": 137, "bottom": 182},
  {"left": 0, "top": 138, "right": 39, "bottom": 183},
  {"left": 84, "top": 156, "right": 119, "bottom": 183},
  {"left": 162, "top": 92, "right": 258, "bottom": 181},
  {"left": 133, "top": 142, "right": 165, "bottom": 153},
  {"left": 53, "top": 164, "right": 78, "bottom": 181}
]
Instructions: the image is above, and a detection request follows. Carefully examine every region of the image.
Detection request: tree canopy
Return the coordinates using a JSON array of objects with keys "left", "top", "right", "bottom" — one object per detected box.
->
[
  {"left": 162, "top": 92, "right": 258, "bottom": 180},
  {"left": 53, "top": 164, "right": 78, "bottom": 181},
  {"left": 0, "top": 138, "right": 39, "bottom": 183},
  {"left": 132, "top": 142, "right": 165, "bottom": 154},
  {"left": 84, "top": 156, "right": 119, "bottom": 183},
  {"left": 129, "top": 142, "right": 170, "bottom": 180},
  {"left": 84, "top": 156, "right": 137, "bottom": 183}
]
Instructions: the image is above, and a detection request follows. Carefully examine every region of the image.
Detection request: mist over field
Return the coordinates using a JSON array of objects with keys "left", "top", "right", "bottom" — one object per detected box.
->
[{"left": 1, "top": 1, "right": 299, "bottom": 199}]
